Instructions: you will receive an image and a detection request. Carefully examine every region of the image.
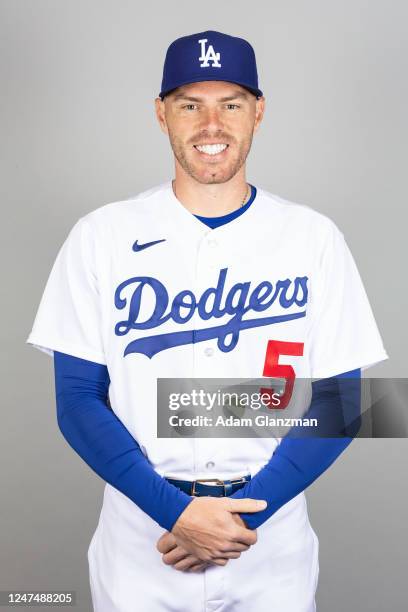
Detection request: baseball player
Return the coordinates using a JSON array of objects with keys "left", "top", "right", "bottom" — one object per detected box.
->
[{"left": 26, "top": 30, "right": 388, "bottom": 611}]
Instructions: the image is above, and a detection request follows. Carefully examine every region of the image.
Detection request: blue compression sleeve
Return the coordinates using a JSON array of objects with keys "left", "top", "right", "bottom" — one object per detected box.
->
[
  {"left": 54, "top": 348, "right": 361, "bottom": 533},
  {"left": 230, "top": 368, "right": 362, "bottom": 529},
  {"left": 53, "top": 351, "right": 193, "bottom": 532}
]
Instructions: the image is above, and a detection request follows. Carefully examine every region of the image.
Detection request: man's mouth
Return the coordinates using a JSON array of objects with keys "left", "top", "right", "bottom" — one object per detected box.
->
[{"left": 193, "top": 143, "right": 229, "bottom": 156}]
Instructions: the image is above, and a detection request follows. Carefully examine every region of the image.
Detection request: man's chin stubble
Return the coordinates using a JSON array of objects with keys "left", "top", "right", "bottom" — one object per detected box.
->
[{"left": 174, "top": 152, "right": 248, "bottom": 185}]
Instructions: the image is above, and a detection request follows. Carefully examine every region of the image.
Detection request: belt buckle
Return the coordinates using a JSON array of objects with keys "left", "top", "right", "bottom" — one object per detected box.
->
[
  {"left": 191, "top": 476, "right": 248, "bottom": 496},
  {"left": 191, "top": 478, "right": 225, "bottom": 496}
]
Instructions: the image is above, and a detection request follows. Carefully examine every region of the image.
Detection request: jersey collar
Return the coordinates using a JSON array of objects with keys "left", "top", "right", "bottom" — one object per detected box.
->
[{"left": 162, "top": 180, "right": 260, "bottom": 237}]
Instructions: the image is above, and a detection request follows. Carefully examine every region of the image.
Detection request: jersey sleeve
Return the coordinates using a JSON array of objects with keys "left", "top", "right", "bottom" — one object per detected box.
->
[
  {"left": 307, "top": 220, "right": 388, "bottom": 379},
  {"left": 26, "top": 215, "right": 107, "bottom": 365}
]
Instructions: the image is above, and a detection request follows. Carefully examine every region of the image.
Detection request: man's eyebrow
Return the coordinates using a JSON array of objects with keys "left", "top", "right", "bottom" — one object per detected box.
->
[
  {"left": 219, "top": 92, "right": 250, "bottom": 101},
  {"left": 172, "top": 90, "right": 250, "bottom": 102}
]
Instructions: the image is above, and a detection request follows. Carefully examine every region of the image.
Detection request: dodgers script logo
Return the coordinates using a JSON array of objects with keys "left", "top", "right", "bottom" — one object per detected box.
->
[
  {"left": 114, "top": 267, "right": 308, "bottom": 359},
  {"left": 198, "top": 38, "right": 221, "bottom": 68}
]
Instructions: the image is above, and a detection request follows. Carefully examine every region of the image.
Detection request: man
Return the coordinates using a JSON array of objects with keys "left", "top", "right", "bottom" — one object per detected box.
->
[{"left": 27, "top": 30, "right": 388, "bottom": 611}]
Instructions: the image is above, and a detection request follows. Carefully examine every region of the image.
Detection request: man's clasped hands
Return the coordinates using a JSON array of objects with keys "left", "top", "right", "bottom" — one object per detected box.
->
[{"left": 156, "top": 496, "right": 267, "bottom": 573}]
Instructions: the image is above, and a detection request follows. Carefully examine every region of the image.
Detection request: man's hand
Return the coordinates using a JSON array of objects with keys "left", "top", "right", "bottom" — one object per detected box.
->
[
  {"left": 156, "top": 501, "right": 258, "bottom": 572},
  {"left": 167, "top": 497, "right": 266, "bottom": 564},
  {"left": 156, "top": 531, "right": 209, "bottom": 572}
]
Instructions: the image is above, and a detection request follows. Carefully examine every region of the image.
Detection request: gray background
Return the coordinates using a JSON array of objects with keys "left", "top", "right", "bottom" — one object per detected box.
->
[{"left": 1, "top": 0, "right": 407, "bottom": 610}]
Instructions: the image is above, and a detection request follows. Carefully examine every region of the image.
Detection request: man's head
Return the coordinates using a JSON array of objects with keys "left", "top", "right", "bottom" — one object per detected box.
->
[
  {"left": 156, "top": 80, "right": 264, "bottom": 184},
  {"left": 155, "top": 31, "right": 265, "bottom": 185}
]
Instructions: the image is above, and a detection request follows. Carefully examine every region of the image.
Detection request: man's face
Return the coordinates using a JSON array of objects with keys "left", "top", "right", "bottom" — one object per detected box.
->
[{"left": 155, "top": 81, "right": 265, "bottom": 184}]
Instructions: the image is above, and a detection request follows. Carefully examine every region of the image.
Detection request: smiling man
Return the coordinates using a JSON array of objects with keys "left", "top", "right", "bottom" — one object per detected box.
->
[
  {"left": 157, "top": 81, "right": 262, "bottom": 209},
  {"left": 26, "top": 30, "right": 388, "bottom": 611}
]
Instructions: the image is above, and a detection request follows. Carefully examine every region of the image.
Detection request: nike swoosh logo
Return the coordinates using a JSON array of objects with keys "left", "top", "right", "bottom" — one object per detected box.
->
[{"left": 132, "top": 238, "right": 166, "bottom": 252}]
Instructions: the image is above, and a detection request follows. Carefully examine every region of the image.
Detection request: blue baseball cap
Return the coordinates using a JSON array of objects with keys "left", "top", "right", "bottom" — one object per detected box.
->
[{"left": 159, "top": 30, "right": 263, "bottom": 100}]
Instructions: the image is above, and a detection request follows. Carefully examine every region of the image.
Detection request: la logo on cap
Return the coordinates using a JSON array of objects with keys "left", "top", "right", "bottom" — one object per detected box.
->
[{"left": 198, "top": 38, "right": 221, "bottom": 68}]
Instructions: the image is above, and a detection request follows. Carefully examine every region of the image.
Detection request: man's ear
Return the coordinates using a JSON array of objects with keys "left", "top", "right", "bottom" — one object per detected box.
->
[
  {"left": 155, "top": 97, "right": 169, "bottom": 135},
  {"left": 253, "top": 96, "right": 266, "bottom": 134}
]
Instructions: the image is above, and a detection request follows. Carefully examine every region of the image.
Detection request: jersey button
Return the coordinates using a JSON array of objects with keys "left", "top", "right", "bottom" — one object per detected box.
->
[
  {"left": 206, "top": 461, "right": 215, "bottom": 469},
  {"left": 204, "top": 347, "right": 214, "bottom": 357}
]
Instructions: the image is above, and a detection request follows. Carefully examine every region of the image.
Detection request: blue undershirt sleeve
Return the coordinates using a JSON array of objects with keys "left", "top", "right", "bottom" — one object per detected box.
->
[
  {"left": 54, "top": 349, "right": 361, "bottom": 534},
  {"left": 230, "top": 368, "right": 362, "bottom": 529},
  {"left": 53, "top": 350, "right": 193, "bottom": 532}
]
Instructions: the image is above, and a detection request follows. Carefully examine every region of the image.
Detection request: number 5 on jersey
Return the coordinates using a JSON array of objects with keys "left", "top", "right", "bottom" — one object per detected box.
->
[{"left": 260, "top": 339, "right": 304, "bottom": 409}]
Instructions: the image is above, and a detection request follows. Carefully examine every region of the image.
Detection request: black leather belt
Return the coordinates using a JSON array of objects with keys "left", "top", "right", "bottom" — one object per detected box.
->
[{"left": 165, "top": 475, "right": 251, "bottom": 497}]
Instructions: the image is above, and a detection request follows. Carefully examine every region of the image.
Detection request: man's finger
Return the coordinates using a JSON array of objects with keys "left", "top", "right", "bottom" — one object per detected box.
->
[
  {"left": 216, "top": 550, "right": 241, "bottom": 559},
  {"left": 233, "top": 526, "right": 258, "bottom": 547},
  {"left": 219, "top": 541, "right": 249, "bottom": 553},
  {"left": 156, "top": 532, "right": 177, "bottom": 554},
  {"left": 163, "top": 546, "right": 190, "bottom": 566},
  {"left": 173, "top": 555, "right": 202, "bottom": 571},
  {"left": 210, "top": 558, "right": 229, "bottom": 566},
  {"left": 231, "top": 513, "right": 248, "bottom": 529},
  {"left": 225, "top": 498, "right": 267, "bottom": 514},
  {"left": 188, "top": 562, "right": 208, "bottom": 572}
]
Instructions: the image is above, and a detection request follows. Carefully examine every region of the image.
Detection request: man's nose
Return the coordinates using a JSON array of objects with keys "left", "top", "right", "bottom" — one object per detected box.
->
[{"left": 199, "top": 107, "right": 224, "bottom": 132}]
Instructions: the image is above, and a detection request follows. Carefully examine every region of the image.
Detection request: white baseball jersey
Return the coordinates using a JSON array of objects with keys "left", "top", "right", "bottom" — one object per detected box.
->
[{"left": 26, "top": 181, "right": 388, "bottom": 611}]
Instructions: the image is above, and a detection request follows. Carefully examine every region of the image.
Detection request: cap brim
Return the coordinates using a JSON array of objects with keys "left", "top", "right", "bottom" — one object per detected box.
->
[{"left": 159, "top": 76, "right": 263, "bottom": 99}]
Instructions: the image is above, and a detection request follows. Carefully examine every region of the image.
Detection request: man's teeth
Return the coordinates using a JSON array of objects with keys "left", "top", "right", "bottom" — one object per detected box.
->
[{"left": 195, "top": 144, "right": 228, "bottom": 155}]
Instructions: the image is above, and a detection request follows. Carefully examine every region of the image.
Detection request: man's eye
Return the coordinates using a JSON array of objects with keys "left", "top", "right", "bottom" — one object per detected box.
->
[
  {"left": 182, "top": 104, "right": 197, "bottom": 110},
  {"left": 226, "top": 104, "right": 240, "bottom": 110}
]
